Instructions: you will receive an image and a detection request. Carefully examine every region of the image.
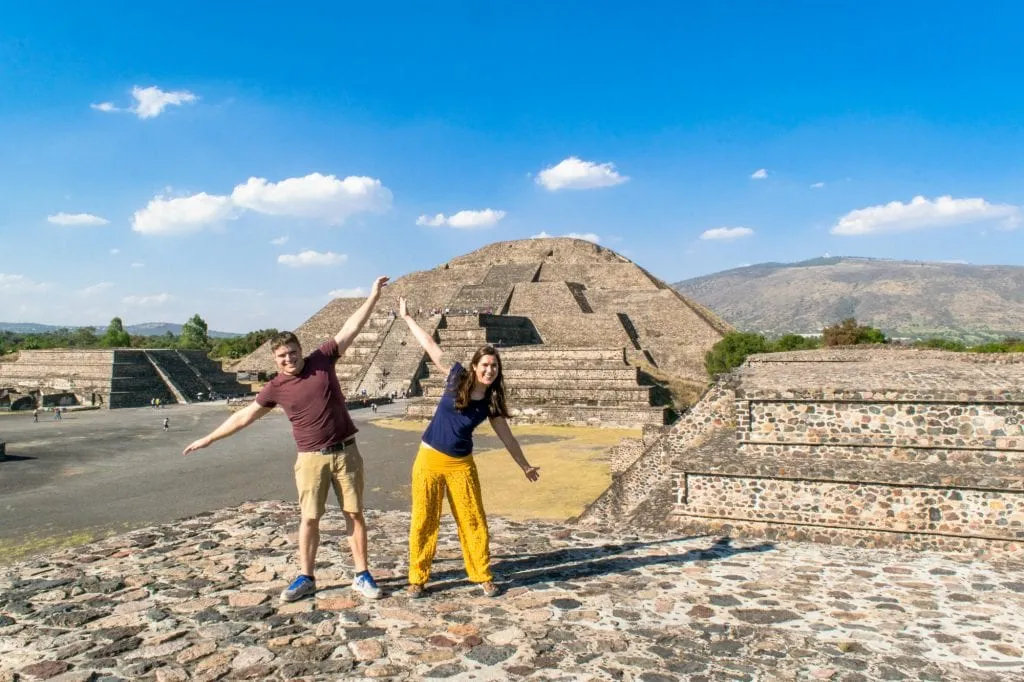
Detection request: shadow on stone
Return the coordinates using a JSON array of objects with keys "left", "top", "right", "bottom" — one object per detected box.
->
[{"left": 428, "top": 535, "right": 774, "bottom": 593}]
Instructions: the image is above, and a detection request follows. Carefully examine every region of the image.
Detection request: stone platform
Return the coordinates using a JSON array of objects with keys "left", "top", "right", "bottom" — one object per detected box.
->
[{"left": 2, "top": 501, "right": 1022, "bottom": 681}]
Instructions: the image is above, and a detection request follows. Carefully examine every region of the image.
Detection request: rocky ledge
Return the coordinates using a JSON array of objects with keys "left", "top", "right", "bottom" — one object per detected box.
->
[{"left": 1, "top": 500, "right": 1022, "bottom": 681}]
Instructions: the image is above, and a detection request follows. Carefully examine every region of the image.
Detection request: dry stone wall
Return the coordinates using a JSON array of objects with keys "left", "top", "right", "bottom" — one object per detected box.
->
[{"left": 584, "top": 349, "right": 1024, "bottom": 555}]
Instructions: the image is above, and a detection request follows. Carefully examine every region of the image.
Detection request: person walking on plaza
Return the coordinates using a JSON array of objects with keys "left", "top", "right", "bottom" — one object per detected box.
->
[
  {"left": 33, "top": 407, "right": 39, "bottom": 423},
  {"left": 183, "top": 276, "right": 390, "bottom": 603},
  {"left": 398, "top": 296, "right": 540, "bottom": 599},
  {"left": 162, "top": 417, "right": 169, "bottom": 432}
]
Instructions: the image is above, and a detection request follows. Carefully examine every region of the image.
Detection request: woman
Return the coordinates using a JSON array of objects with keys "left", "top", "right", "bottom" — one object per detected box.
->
[{"left": 399, "top": 297, "right": 540, "bottom": 598}]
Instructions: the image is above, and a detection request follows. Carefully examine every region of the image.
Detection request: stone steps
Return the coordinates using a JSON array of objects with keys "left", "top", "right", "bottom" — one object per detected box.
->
[{"left": 421, "top": 377, "right": 644, "bottom": 391}]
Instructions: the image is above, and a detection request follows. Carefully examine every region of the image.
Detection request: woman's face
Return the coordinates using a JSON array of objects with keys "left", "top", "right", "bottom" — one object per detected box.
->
[{"left": 472, "top": 354, "right": 500, "bottom": 386}]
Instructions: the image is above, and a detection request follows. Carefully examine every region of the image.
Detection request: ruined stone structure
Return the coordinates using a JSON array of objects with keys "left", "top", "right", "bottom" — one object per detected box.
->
[
  {"left": 580, "top": 347, "right": 1024, "bottom": 555},
  {"left": 237, "top": 238, "right": 729, "bottom": 427},
  {"left": 0, "top": 349, "right": 247, "bottom": 409}
]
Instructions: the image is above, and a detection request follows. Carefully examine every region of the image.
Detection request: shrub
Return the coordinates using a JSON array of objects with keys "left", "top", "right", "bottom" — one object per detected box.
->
[
  {"left": 823, "top": 318, "right": 887, "bottom": 346},
  {"left": 705, "top": 332, "right": 767, "bottom": 376}
]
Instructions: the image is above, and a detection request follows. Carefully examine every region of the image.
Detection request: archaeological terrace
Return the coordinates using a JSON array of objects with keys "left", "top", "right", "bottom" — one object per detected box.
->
[{"left": 584, "top": 346, "right": 1024, "bottom": 556}]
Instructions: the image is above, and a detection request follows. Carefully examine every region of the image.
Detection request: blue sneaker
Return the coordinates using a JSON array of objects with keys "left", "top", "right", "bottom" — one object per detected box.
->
[
  {"left": 352, "top": 572, "right": 382, "bottom": 600},
  {"left": 280, "top": 575, "right": 316, "bottom": 602}
]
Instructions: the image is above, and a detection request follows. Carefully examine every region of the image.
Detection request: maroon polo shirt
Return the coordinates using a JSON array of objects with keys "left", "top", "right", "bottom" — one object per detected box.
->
[{"left": 255, "top": 339, "right": 358, "bottom": 452}]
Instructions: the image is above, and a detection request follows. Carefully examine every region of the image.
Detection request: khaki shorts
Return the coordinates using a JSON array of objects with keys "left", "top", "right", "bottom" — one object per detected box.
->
[{"left": 294, "top": 442, "right": 364, "bottom": 519}]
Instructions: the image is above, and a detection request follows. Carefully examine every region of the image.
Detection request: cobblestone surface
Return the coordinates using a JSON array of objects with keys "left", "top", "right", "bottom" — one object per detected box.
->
[{"left": 2, "top": 500, "right": 1022, "bottom": 681}]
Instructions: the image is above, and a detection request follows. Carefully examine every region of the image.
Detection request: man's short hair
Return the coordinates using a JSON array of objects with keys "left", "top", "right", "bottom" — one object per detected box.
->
[{"left": 270, "top": 331, "right": 301, "bottom": 352}]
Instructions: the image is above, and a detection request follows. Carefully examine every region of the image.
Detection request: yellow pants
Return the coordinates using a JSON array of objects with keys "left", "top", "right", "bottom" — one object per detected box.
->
[{"left": 408, "top": 443, "right": 492, "bottom": 585}]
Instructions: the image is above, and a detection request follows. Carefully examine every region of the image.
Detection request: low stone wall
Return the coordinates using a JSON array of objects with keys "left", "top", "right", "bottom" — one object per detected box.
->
[{"left": 583, "top": 351, "right": 1024, "bottom": 555}]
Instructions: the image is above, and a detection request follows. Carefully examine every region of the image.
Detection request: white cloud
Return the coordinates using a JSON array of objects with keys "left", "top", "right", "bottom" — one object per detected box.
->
[
  {"left": 78, "top": 282, "right": 113, "bottom": 297},
  {"left": 91, "top": 86, "right": 198, "bottom": 119},
  {"left": 536, "top": 157, "right": 628, "bottom": 191},
  {"left": 47, "top": 212, "right": 109, "bottom": 226},
  {"left": 130, "top": 262, "right": 145, "bottom": 268},
  {"left": 0, "top": 273, "right": 49, "bottom": 294},
  {"left": 831, "top": 195, "right": 1022, "bottom": 236},
  {"left": 110, "top": 248, "right": 120, "bottom": 255},
  {"left": 132, "top": 192, "right": 236, "bottom": 235},
  {"left": 130, "top": 86, "right": 198, "bottom": 119},
  {"left": 328, "top": 287, "right": 367, "bottom": 298},
  {"left": 751, "top": 168, "right": 768, "bottom": 180},
  {"left": 810, "top": 182, "right": 825, "bottom": 189},
  {"left": 277, "top": 250, "right": 348, "bottom": 267},
  {"left": 123, "top": 293, "right": 172, "bottom": 306},
  {"left": 701, "top": 226, "right": 755, "bottom": 240},
  {"left": 416, "top": 209, "right": 506, "bottom": 229},
  {"left": 270, "top": 235, "right": 289, "bottom": 246},
  {"left": 530, "top": 231, "right": 601, "bottom": 244},
  {"left": 232, "top": 173, "right": 392, "bottom": 224}
]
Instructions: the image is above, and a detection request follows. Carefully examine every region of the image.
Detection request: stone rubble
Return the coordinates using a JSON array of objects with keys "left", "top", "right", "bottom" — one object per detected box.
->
[{"left": 2, "top": 500, "right": 1022, "bottom": 681}]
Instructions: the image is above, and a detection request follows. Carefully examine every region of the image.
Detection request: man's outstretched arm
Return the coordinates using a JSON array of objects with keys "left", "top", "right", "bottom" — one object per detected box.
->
[
  {"left": 334, "top": 276, "right": 389, "bottom": 353},
  {"left": 183, "top": 401, "right": 271, "bottom": 455}
]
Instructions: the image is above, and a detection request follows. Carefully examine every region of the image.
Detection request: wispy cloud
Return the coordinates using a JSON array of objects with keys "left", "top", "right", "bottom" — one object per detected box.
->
[
  {"left": 531, "top": 231, "right": 601, "bottom": 244},
  {"left": 130, "top": 262, "right": 145, "bottom": 268},
  {"left": 91, "top": 85, "right": 198, "bottom": 119},
  {"left": 831, "top": 195, "right": 1021, "bottom": 236},
  {"left": 416, "top": 209, "right": 506, "bottom": 229},
  {"left": 270, "top": 235, "right": 289, "bottom": 246},
  {"left": 750, "top": 168, "right": 768, "bottom": 180},
  {"left": 0, "top": 273, "right": 50, "bottom": 294},
  {"left": 700, "top": 226, "right": 755, "bottom": 240},
  {"left": 536, "top": 157, "right": 628, "bottom": 191},
  {"left": 110, "top": 248, "right": 120, "bottom": 255},
  {"left": 328, "top": 287, "right": 367, "bottom": 298},
  {"left": 123, "top": 293, "right": 172, "bottom": 306},
  {"left": 810, "top": 181, "right": 825, "bottom": 189},
  {"left": 77, "top": 282, "right": 113, "bottom": 297},
  {"left": 277, "top": 250, "right": 348, "bottom": 267},
  {"left": 47, "top": 212, "right": 109, "bottom": 226}
]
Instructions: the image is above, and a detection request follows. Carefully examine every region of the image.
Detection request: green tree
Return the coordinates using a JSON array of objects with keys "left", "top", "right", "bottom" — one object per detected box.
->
[
  {"left": 180, "top": 314, "right": 211, "bottom": 350},
  {"left": 770, "top": 334, "right": 821, "bottom": 352},
  {"left": 823, "top": 318, "right": 887, "bottom": 346},
  {"left": 211, "top": 328, "right": 279, "bottom": 359},
  {"left": 101, "top": 317, "right": 132, "bottom": 348},
  {"left": 705, "top": 332, "right": 768, "bottom": 376}
]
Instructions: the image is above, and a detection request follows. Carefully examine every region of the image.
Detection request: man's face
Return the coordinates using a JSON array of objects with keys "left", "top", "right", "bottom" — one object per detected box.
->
[{"left": 273, "top": 343, "right": 303, "bottom": 376}]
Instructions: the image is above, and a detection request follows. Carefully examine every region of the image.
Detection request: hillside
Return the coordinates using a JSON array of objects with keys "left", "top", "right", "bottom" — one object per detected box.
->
[
  {"left": 674, "top": 257, "right": 1024, "bottom": 343},
  {"left": 0, "top": 322, "right": 240, "bottom": 338}
]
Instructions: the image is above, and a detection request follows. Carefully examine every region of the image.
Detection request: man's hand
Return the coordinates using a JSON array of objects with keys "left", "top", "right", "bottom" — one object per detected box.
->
[
  {"left": 370, "top": 276, "right": 390, "bottom": 298},
  {"left": 183, "top": 438, "right": 210, "bottom": 456},
  {"left": 523, "top": 465, "right": 541, "bottom": 482},
  {"left": 399, "top": 296, "right": 409, "bottom": 318}
]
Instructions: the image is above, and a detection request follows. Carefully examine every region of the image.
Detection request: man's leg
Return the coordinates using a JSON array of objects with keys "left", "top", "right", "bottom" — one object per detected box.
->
[
  {"left": 282, "top": 452, "right": 330, "bottom": 602},
  {"left": 298, "top": 517, "right": 321, "bottom": 577},
  {"left": 342, "top": 511, "right": 368, "bottom": 572}
]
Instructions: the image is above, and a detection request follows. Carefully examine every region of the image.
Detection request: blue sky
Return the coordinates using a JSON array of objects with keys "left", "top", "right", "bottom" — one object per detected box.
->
[{"left": 2, "top": 1, "right": 1022, "bottom": 332}]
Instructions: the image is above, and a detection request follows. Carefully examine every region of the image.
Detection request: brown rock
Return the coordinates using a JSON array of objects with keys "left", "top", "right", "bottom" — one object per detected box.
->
[
  {"left": 177, "top": 640, "right": 218, "bottom": 664},
  {"left": 228, "top": 593, "right": 269, "bottom": 608},
  {"left": 349, "top": 639, "right": 386, "bottom": 661},
  {"left": 19, "top": 661, "right": 71, "bottom": 679},
  {"left": 315, "top": 597, "right": 359, "bottom": 610},
  {"left": 156, "top": 667, "right": 190, "bottom": 682}
]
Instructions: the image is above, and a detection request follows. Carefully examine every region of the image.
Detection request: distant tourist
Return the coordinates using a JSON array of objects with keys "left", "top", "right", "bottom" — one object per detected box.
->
[
  {"left": 183, "top": 276, "right": 390, "bottom": 603},
  {"left": 398, "top": 296, "right": 540, "bottom": 599},
  {"left": 54, "top": 407, "right": 62, "bottom": 422},
  {"left": 33, "top": 408, "right": 39, "bottom": 423},
  {"left": 163, "top": 417, "right": 170, "bottom": 432}
]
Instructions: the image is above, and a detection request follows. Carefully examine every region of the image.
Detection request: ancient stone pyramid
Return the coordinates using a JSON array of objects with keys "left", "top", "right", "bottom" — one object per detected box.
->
[{"left": 238, "top": 237, "right": 731, "bottom": 427}]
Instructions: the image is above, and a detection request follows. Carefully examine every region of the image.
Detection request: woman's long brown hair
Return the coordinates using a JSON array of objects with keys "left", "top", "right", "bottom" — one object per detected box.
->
[{"left": 454, "top": 345, "right": 509, "bottom": 418}]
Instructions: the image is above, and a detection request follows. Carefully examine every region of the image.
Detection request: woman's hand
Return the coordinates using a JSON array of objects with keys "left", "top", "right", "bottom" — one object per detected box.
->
[{"left": 522, "top": 465, "right": 540, "bottom": 482}]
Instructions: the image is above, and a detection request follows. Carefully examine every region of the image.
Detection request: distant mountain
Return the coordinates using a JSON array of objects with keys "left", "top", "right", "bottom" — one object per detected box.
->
[
  {"left": 0, "top": 322, "right": 241, "bottom": 338},
  {"left": 674, "top": 257, "right": 1024, "bottom": 343}
]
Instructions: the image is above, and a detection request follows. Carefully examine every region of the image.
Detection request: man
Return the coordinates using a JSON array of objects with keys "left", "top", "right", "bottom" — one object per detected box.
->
[
  {"left": 163, "top": 417, "right": 170, "bottom": 432},
  {"left": 183, "top": 276, "right": 389, "bottom": 602}
]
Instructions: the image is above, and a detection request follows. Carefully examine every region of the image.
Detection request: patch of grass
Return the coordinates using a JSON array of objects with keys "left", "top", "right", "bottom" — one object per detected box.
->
[
  {"left": 374, "top": 418, "right": 640, "bottom": 521},
  {"left": 0, "top": 531, "right": 102, "bottom": 565}
]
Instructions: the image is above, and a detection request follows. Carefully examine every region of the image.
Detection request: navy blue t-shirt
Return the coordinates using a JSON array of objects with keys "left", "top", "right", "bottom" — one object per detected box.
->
[{"left": 421, "top": 363, "right": 491, "bottom": 456}]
